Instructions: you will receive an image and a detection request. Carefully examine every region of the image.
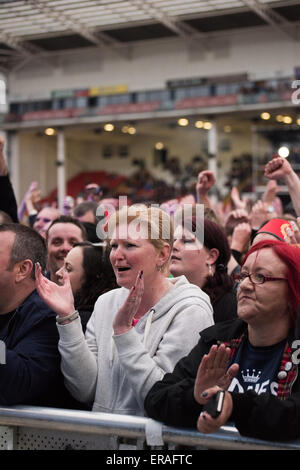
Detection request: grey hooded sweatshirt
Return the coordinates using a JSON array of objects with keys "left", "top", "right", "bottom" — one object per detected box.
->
[{"left": 57, "top": 275, "right": 214, "bottom": 416}]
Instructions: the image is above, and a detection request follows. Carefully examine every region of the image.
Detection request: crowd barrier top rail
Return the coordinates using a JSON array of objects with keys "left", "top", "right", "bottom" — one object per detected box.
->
[{"left": 0, "top": 405, "right": 300, "bottom": 450}]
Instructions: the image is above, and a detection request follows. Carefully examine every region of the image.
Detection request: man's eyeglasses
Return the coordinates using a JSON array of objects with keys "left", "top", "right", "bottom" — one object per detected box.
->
[{"left": 233, "top": 272, "right": 287, "bottom": 285}]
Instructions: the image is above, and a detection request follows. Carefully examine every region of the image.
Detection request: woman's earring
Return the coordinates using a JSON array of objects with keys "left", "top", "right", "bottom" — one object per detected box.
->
[
  {"left": 156, "top": 265, "right": 162, "bottom": 271},
  {"left": 208, "top": 264, "right": 213, "bottom": 276}
]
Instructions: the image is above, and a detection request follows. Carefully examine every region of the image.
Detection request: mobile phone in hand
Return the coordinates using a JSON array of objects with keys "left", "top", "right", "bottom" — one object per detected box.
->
[{"left": 203, "top": 390, "right": 225, "bottom": 418}]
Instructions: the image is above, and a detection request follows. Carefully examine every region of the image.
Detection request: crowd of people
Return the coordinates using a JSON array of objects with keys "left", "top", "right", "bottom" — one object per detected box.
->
[{"left": 1, "top": 132, "right": 300, "bottom": 447}]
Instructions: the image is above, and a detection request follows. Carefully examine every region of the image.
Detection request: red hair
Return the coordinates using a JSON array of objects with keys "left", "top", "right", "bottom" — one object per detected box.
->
[{"left": 242, "top": 240, "right": 300, "bottom": 323}]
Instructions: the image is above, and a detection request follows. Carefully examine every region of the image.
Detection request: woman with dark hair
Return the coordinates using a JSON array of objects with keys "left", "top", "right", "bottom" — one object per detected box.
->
[
  {"left": 56, "top": 242, "right": 117, "bottom": 332},
  {"left": 170, "top": 212, "right": 237, "bottom": 323}
]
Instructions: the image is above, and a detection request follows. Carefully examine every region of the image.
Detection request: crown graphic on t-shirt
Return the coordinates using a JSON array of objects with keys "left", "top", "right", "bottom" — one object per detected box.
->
[{"left": 241, "top": 369, "right": 262, "bottom": 383}]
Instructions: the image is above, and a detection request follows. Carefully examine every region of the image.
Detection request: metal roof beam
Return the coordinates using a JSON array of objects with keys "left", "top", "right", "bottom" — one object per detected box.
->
[
  {"left": 26, "top": 0, "right": 131, "bottom": 59},
  {"left": 0, "top": 28, "right": 49, "bottom": 71},
  {"left": 241, "top": 0, "right": 299, "bottom": 40},
  {"left": 0, "top": 29, "right": 43, "bottom": 57},
  {"left": 127, "top": 0, "right": 210, "bottom": 46}
]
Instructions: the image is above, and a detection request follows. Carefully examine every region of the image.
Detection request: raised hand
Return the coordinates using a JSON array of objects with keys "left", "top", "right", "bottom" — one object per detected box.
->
[
  {"left": 113, "top": 270, "right": 144, "bottom": 335},
  {"left": 250, "top": 200, "right": 269, "bottom": 230},
  {"left": 264, "top": 156, "right": 300, "bottom": 217},
  {"left": 264, "top": 156, "right": 293, "bottom": 182},
  {"left": 196, "top": 170, "right": 216, "bottom": 206},
  {"left": 196, "top": 170, "right": 216, "bottom": 194},
  {"left": 197, "top": 388, "right": 233, "bottom": 434},
  {"left": 193, "top": 343, "right": 239, "bottom": 405},
  {"left": 231, "top": 186, "right": 247, "bottom": 210},
  {"left": 225, "top": 208, "right": 249, "bottom": 225},
  {"left": 231, "top": 222, "right": 252, "bottom": 253},
  {"left": 285, "top": 219, "right": 300, "bottom": 244},
  {"left": 262, "top": 180, "right": 278, "bottom": 205},
  {"left": 35, "top": 262, "right": 75, "bottom": 318}
]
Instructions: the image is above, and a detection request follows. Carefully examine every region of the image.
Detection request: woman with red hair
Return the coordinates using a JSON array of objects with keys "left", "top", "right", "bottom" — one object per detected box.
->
[
  {"left": 145, "top": 239, "right": 300, "bottom": 441},
  {"left": 242, "top": 239, "right": 300, "bottom": 324}
]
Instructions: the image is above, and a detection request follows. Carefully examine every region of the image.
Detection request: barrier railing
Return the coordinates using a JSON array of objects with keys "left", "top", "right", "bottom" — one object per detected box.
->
[{"left": 0, "top": 405, "right": 299, "bottom": 450}]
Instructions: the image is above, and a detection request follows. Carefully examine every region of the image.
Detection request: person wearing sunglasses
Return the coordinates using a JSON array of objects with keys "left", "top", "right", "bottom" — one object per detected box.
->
[{"left": 145, "top": 239, "right": 300, "bottom": 441}]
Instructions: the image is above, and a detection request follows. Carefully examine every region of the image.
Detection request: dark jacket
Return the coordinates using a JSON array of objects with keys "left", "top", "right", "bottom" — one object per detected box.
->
[
  {"left": 144, "top": 318, "right": 300, "bottom": 441},
  {"left": 0, "top": 175, "right": 18, "bottom": 223},
  {"left": 0, "top": 289, "right": 78, "bottom": 407},
  {"left": 212, "top": 290, "right": 237, "bottom": 323}
]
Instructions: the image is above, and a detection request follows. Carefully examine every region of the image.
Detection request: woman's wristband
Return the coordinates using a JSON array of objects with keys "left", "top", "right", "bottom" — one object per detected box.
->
[{"left": 56, "top": 310, "right": 79, "bottom": 325}]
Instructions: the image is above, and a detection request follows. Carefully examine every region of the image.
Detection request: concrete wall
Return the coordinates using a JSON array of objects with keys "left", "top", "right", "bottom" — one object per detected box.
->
[
  {"left": 6, "top": 27, "right": 299, "bottom": 100},
  {"left": 3, "top": 25, "right": 299, "bottom": 202}
]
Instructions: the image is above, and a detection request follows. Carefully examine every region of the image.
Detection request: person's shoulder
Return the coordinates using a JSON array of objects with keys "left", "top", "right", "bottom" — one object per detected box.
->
[
  {"left": 170, "top": 275, "right": 206, "bottom": 296},
  {"left": 15, "top": 290, "right": 57, "bottom": 336},
  {"left": 218, "top": 289, "right": 237, "bottom": 304},
  {"left": 93, "top": 286, "right": 128, "bottom": 308},
  {"left": 171, "top": 275, "right": 212, "bottom": 304},
  {"left": 201, "top": 318, "right": 246, "bottom": 343},
  {"left": 22, "top": 290, "right": 55, "bottom": 319},
  {"left": 213, "top": 291, "right": 237, "bottom": 323}
]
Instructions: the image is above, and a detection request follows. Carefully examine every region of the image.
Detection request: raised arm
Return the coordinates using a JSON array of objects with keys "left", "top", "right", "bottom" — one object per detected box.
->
[
  {"left": 0, "top": 136, "right": 8, "bottom": 176},
  {"left": 196, "top": 170, "right": 215, "bottom": 207},
  {"left": 0, "top": 136, "right": 18, "bottom": 222},
  {"left": 264, "top": 156, "right": 300, "bottom": 216},
  {"left": 35, "top": 262, "right": 75, "bottom": 318},
  {"left": 35, "top": 263, "right": 98, "bottom": 404},
  {"left": 18, "top": 181, "right": 41, "bottom": 223}
]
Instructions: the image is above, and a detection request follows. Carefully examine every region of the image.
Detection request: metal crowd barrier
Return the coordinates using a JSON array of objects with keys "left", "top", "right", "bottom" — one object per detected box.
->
[{"left": 0, "top": 405, "right": 299, "bottom": 450}]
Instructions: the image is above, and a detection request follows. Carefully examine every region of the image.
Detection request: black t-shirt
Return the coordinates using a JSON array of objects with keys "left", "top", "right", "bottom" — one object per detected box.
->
[{"left": 228, "top": 337, "right": 286, "bottom": 396}]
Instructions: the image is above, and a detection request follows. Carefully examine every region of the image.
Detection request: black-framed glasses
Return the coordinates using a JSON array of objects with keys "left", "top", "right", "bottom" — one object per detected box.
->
[{"left": 233, "top": 272, "right": 288, "bottom": 285}]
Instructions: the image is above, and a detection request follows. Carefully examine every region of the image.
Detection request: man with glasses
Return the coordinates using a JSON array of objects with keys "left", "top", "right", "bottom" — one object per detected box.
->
[{"left": 145, "top": 239, "right": 300, "bottom": 441}]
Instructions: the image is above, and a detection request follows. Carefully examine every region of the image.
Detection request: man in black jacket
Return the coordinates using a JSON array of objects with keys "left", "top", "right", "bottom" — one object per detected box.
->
[
  {"left": 145, "top": 239, "right": 300, "bottom": 441},
  {"left": 0, "top": 223, "right": 75, "bottom": 407}
]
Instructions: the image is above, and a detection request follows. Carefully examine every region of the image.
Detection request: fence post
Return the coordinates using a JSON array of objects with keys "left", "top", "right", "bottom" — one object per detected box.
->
[{"left": 0, "top": 425, "right": 18, "bottom": 450}]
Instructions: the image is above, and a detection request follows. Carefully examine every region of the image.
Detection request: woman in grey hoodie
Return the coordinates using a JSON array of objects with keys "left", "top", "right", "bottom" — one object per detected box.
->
[{"left": 35, "top": 206, "right": 214, "bottom": 416}]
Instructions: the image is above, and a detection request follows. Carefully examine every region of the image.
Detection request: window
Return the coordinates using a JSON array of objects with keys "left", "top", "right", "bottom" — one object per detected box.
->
[
  {"left": 33, "top": 100, "right": 51, "bottom": 111},
  {"left": 64, "top": 98, "right": 74, "bottom": 109},
  {"left": 52, "top": 98, "right": 65, "bottom": 110},
  {"left": 75, "top": 97, "right": 87, "bottom": 108},
  {"left": 88, "top": 96, "right": 99, "bottom": 107},
  {"left": 9, "top": 102, "right": 21, "bottom": 114}
]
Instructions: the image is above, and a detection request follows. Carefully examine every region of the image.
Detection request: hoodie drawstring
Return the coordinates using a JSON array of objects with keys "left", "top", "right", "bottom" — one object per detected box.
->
[
  {"left": 109, "top": 336, "right": 115, "bottom": 367},
  {"left": 143, "top": 308, "right": 154, "bottom": 346}
]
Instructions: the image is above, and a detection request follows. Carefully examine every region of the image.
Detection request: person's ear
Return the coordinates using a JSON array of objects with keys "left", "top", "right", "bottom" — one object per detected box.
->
[
  {"left": 14, "top": 259, "right": 33, "bottom": 283},
  {"left": 157, "top": 243, "right": 171, "bottom": 270},
  {"left": 207, "top": 248, "right": 219, "bottom": 265}
]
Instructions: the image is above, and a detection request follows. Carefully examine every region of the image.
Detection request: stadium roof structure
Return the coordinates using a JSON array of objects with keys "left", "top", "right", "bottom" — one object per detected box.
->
[{"left": 0, "top": 0, "right": 300, "bottom": 71}]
